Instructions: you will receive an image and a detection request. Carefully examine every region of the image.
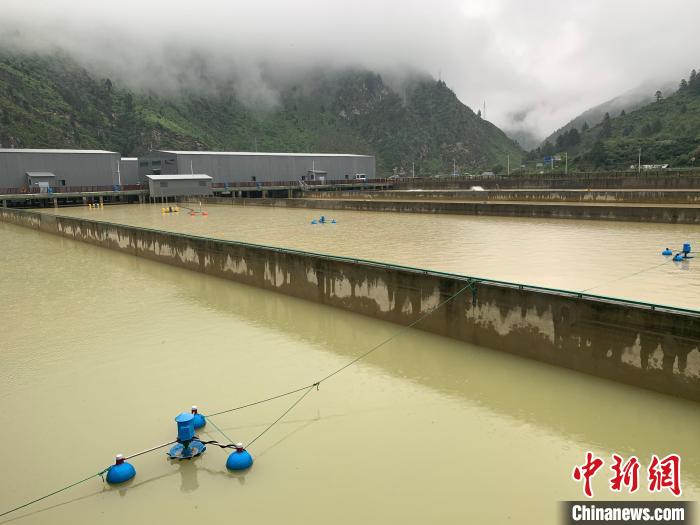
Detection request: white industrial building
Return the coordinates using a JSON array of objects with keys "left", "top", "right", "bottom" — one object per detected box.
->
[
  {"left": 147, "top": 174, "right": 213, "bottom": 199},
  {"left": 0, "top": 149, "right": 120, "bottom": 189},
  {"left": 138, "top": 151, "right": 376, "bottom": 184}
]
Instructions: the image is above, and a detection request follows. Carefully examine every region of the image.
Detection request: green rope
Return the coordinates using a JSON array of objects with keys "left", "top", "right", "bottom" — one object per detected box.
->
[
  {"left": 206, "top": 282, "right": 473, "bottom": 419},
  {"left": 247, "top": 385, "right": 317, "bottom": 448},
  {"left": 209, "top": 282, "right": 474, "bottom": 449},
  {"left": 0, "top": 467, "right": 109, "bottom": 519},
  {"left": 206, "top": 415, "right": 236, "bottom": 444},
  {"left": 0, "top": 282, "right": 472, "bottom": 518}
]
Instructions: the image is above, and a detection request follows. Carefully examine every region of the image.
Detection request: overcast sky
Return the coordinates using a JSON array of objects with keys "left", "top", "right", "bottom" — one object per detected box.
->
[{"left": 1, "top": 0, "right": 699, "bottom": 142}]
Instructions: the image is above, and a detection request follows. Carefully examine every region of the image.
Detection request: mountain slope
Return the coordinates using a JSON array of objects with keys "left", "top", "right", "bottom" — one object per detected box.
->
[
  {"left": 542, "top": 79, "right": 678, "bottom": 147},
  {"left": 530, "top": 72, "right": 700, "bottom": 169},
  {"left": 0, "top": 52, "right": 522, "bottom": 175}
]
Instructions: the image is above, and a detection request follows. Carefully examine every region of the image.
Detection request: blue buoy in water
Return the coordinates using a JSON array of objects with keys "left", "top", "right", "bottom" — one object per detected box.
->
[
  {"left": 226, "top": 443, "right": 253, "bottom": 471},
  {"left": 106, "top": 454, "right": 136, "bottom": 484},
  {"left": 191, "top": 405, "right": 206, "bottom": 429},
  {"left": 662, "top": 248, "right": 673, "bottom": 256},
  {"left": 683, "top": 243, "right": 692, "bottom": 255},
  {"left": 673, "top": 253, "right": 684, "bottom": 262}
]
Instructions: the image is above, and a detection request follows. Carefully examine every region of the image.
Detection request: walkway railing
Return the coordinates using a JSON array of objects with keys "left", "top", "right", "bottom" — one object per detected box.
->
[
  {"left": 211, "top": 178, "right": 396, "bottom": 189},
  {"left": 0, "top": 184, "right": 146, "bottom": 195}
]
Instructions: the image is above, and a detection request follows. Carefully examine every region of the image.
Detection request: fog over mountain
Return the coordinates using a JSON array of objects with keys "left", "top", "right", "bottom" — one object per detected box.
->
[{"left": 2, "top": 0, "right": 699, "bottom": 144}]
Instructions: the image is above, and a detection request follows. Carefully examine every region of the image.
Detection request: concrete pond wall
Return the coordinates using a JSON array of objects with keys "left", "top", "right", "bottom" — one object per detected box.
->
[
  {"left": 199, "top": 197, "right": 700, "bottom": 225},
  {"left": 309, "top": 189, "right": 700, "bottom": 205},
  {"left": 395, "top": 172, "right": 700, "bottom": 190},
  {"left": 2, "top": 207, "right": 699, "bottom": 401}
]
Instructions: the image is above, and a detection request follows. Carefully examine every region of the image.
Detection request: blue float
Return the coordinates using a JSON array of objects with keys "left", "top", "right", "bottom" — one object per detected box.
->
[
  {"left": 106, "top": 454, "right": 136, "bottom": 484},
  {"left": 683, "top": 243, "right": 692, "bottom": 255},
  {"left": 673, "top": 253, "right": 684, "bottom": 262},
  {"left": 662, "top": 248, "right": 673, "bottom": 256},
  {"left": 191, "top": 406, "right": 206, "bottom": 429},
  {"left": 311, "top": 215, "right": 337, "bottom": 225},
  {"left": 226, "top": 443, "right": 253, "bottom": 471}
]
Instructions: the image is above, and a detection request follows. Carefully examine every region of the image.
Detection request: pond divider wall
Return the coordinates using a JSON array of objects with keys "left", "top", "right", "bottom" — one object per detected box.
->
[
  {"left": 197, "top": 197, "right": 700, "bottom": 225},
  {"left": 2, "top": 207, "right": 699, "bottom": 401}
]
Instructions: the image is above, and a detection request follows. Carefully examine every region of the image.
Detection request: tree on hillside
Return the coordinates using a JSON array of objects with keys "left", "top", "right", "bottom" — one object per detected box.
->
[
  {"left": 655, "top": 90, "right": 663, "bottom": 102},
  {"left": 588, "top": 140, "right": 607, "bottom": 167},
  {"left": 599, "top": 113, "right": 612, "bottom": 139},
  {"left": 556, "top": 128, "right": 581, "bottom": 149},
  {"left": 620, "top": 109, "right": 626, "bottom": 117},
  {"left": 689, "top": 70, "right": 699, "bottom": 94},
  {"left": 581, "top": 121, "right": 589, "bottom": 132},
  {"left": 679, "top": 78, "right": 688, "bottom": 91},
  {"left": 477, "top": 109, "right": 482, "bottom": 118}
]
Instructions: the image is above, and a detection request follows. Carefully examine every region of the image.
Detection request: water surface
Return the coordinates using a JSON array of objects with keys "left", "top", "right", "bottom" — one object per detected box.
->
[
  {"left": 44, "top": 203, "right": 700, "bottom": 310},
  {"left": 1, "top": 222, "right": 698, "bottom": 525}
]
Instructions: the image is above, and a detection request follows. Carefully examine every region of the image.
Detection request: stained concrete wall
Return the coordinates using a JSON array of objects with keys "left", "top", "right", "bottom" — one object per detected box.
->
[
  {"left": 197, "top": 197, "right": 700, "bottom": 225},
  {"left": 311, "top": 189, "right": 700, "bottom": 205},
  {"left": 1, "top": 207, "right": 698, "bottom": 401},
  {"left": 396, "top": 172, "right": 700, "bottom": 190}
]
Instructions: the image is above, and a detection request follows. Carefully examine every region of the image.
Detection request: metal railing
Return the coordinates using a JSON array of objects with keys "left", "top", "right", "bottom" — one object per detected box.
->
[
  {"left": 0, "top": 184, "right": 146, "bottom": 195},
  {"left": 211, "top": 178, "right": 396, "bottom": 189}
]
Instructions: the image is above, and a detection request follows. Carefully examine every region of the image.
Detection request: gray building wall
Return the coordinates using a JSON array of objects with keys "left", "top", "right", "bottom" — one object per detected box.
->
[
  {"left": 119, "top": 158, "right": 140, "bottom": 186},
  {"left": 148, "top": 177, "right": 213, "bottom": 198},
  {"left": 0, "top": 149, "right": 120, "bottom": 188},
  {"left": 138, "top": 151, "right": 376, "bottom": 184}
]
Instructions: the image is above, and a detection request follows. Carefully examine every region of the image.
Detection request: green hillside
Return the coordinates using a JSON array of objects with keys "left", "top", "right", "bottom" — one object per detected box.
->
[
  {"left": 0, "top": 52, "right": 522, "bottom": 175},
  {"left": 530, "top": 71, "right": 700, "bottom": 170}
]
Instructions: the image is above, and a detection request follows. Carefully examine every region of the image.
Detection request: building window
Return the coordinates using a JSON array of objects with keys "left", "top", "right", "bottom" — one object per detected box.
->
[
  {"left": 164, "top": 159, "right": 175, "bottom": 165},
  {"left": 160, "top": 181, "right": 168, "bottom": 188},
  {"left": 251, "top": 176, "right": 256, "bottom": 182},
  {"left": 345, "top": 174, "right": 349, "bottom": 179},
  {"left": 198, "top": 181, "right": 206, "bottom": 187},
  {"left": 139, "top": 161, "right": 148, "bottom": 167},
  {"left": 151, "top": 160, "right": 162, "bottom": 167}
]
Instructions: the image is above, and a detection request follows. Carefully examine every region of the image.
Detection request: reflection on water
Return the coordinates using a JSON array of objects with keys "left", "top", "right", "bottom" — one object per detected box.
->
[
  {"left": 1, "top": 222, "right": 698, "bottom": 525},
  {"left": 44, "top": 203, "right": 700, "bottom": 310}
]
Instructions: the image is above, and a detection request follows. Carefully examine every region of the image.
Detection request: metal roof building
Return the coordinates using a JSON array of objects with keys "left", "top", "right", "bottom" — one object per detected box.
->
[
  {"left": 0, "top": 149, "right": 121, "bottom": 189},
  {"left": 138, "top": 151, "right": 376, "bottom": 184},
  {"left": 147, "top": 174, "right": 213, "bottom": 198}
]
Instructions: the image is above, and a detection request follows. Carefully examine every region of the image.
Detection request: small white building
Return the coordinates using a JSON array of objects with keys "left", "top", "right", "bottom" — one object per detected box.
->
[{"left": 147, "top": 174, "right": 213, "bottom": 199}]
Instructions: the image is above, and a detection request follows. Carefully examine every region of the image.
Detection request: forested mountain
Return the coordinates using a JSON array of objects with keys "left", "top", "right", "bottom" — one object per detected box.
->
[
  {"left": 0, "top": 52, "right": 522, "bottom": 175},
  {"left": 542, "top": 80, "right": 678, "bottom": 148},
  {"left": 530, "top": 70, "right": 700, "bottom": 169}
]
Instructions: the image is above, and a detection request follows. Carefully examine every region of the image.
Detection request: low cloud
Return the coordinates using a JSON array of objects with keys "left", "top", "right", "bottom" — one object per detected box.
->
[{"left": 1, "top": 0, "right": 699, "bottom": 142}]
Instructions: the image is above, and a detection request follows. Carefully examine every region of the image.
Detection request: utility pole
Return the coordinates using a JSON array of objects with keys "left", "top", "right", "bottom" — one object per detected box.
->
[
  {"left": 412, "top": 162, "right": 415, "bottom": 178},
  {"left": 453, "top": 159, "right": 457, "bottom": 177},
  {"left": 638, "top": 147, "right": 642, "bottom": 173},
  {"left": 507, "top": 155, "right": 510, "bottom": 176},
  {"left": 565, "top": 152, "right": 568, "bottom": 175}
]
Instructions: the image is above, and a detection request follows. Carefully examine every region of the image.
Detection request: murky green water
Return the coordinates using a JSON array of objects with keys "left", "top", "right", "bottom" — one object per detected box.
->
[
  {"left": 1, "top": 222, "right": 698, "bottom": 525},
  {"left": 43, "top": 203, "right": 700, "bottom": 310}
]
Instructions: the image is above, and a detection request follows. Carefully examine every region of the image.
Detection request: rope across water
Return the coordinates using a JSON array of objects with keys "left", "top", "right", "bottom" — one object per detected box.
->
[{"left": 0, "top": 281, "right": 473, "bottom": 519}]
